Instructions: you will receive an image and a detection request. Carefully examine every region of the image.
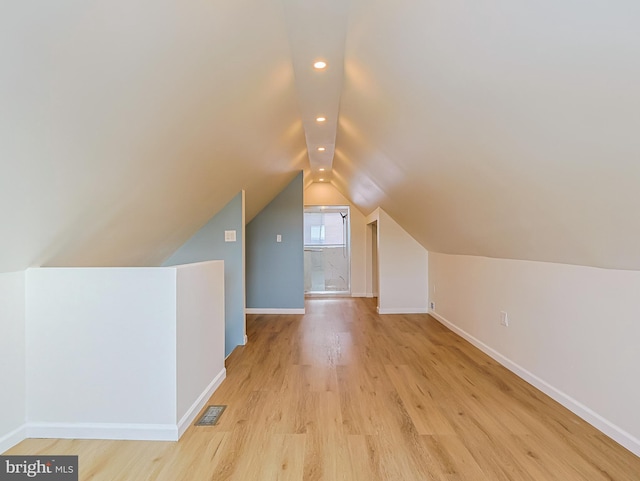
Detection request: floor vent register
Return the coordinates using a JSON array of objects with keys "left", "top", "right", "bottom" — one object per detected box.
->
[{"left": 195, "top": 405, "right": 227, "bottom": 426}]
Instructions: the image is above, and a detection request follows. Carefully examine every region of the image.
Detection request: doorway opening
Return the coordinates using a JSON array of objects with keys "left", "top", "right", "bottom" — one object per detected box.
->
[{"left": 304, "top": 206, "right": 350, "bottom": 295}]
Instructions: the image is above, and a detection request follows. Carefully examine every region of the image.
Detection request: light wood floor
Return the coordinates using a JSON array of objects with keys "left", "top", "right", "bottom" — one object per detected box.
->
[{"left": 6, "top": 298, "right": 640, "bottom": 480}]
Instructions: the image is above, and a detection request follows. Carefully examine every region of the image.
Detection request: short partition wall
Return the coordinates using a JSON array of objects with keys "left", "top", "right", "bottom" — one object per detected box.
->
[
  {"left": 175, "top": 261, "right": 226, "bottom": 437},
  {"left": 24, "top": 261, "right": 225, "bottom": 442},
  {"left": 365, "top": 208, "right": 429, "bottom": 314}
]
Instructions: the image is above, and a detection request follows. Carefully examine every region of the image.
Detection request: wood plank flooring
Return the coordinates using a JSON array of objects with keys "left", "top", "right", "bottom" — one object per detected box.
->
[{"left": 6, "top": 298, "right": 640, "bottom": 480}]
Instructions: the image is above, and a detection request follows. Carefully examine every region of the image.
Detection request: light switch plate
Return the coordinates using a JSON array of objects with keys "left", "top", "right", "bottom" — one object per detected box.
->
[{"left": 225, "top": 230, "right": 236, "bottom": 242}]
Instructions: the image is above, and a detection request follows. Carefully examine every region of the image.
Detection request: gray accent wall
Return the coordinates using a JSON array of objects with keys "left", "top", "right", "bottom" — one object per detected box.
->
[
  {"left": 163, "top": 192, "right": 245, "bottom": 357},
  {"left": 246, "top": 172, "right": 304, "bottom": 309}
]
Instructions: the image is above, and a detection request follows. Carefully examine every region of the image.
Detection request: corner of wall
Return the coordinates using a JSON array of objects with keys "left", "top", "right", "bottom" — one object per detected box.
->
[
  {"left": 428, "top": 252, "right": 640, "bottom": 456},
  {"left": 0, "top": 270, "right": 27, "bottom": 453},
  {"left": 164, "top": 191, "right": 245, "bottom": 357}
]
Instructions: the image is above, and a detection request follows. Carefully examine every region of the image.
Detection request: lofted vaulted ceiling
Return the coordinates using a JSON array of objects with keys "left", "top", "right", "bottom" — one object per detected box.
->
[{"left": 1, "top": 0, "right": 639, "bottom": 272}]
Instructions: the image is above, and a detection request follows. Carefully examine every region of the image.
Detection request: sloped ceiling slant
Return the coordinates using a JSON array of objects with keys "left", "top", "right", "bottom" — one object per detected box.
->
[
  {"left": 335, "top": 0, "right": 640, "bottom": 269},
  {"left": 2, "top": 0, "right": 640, "bottom": 272},
  {"left": 0, "top": 0, "right": 308, "bottom": 270}
]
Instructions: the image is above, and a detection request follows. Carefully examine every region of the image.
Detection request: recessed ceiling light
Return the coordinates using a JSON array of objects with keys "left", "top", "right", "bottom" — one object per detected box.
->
[
  {"left": 317, "top": 147, "right": 325, "bottom": 152},
  {"left": 316, "top": 117, "right": 326, "bottom": 122},
  {"left": 313, "top": 60, "right": 327, "bottom": 70},
  {"left": 319, "top": 168, "right": 325, "bottom": 171}
]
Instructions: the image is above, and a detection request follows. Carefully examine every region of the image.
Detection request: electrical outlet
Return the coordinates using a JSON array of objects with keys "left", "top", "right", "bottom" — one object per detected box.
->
[
  {"left": 430, "top": 301, "right": 435, "bottom": 310},
  {"left": 500, "top": 311, "right": 509, "bottom": 327}
]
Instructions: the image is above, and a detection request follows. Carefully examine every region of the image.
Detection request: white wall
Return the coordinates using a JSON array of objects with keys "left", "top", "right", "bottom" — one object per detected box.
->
[
  {"left": 0, "top": 262, "right": 226, "bottom": 450},
  {"left": 367, "top": 208, "right": 428, "bottom": 314},
  {"left": 176, "top": 261, "right": 226, "bottom": 436},
  {"left": 304, "top": 183, "right": 367, "bottom": 296},
  {"left": 429, "top": 253, "right": 640, "bottom": 456},
  {"left": 26, "top": 267, "right": 178, "bottom": 440},
  {"left": 0, "top": 271, "right": 26, "bottom": 453}
]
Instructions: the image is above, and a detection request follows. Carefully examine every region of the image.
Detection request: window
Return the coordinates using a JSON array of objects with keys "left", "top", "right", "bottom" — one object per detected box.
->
[{"left": 310, "top": 225, "right": 325, "bottom": 242}]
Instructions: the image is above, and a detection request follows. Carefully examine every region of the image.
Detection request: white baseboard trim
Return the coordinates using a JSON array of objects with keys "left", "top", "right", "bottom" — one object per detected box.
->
[
  {"left": 377, "top": 307, "right": 429, "bottom": 314},
  {"left": 351, "top": 292, "right": 367, "bottom": 298},
  {"left": 245, "top": 308, "right": 305, "bottom": 315},
  {"left": 26, "top": 422, "right": 178, "bottom": 442},
  {"left": 0, "top": 424, "right": 27, "bottom": 454},
  {"left": 177, "top": 368, "right": 226, "bottom": 438},
  {"left": 429, "top": 310, "right": 640, "bottom": 457},
  {"left": 4, "top": 373, "right": 229, "bottom": 448}
]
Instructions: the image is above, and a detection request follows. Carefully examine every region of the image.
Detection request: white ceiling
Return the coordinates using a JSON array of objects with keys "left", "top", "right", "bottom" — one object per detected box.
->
[
  {"left": 1, "top": 0, "right": 640, "bottom": 271},
  {"left": 282, "top": 0, "right": 349, "bottom": 181}
]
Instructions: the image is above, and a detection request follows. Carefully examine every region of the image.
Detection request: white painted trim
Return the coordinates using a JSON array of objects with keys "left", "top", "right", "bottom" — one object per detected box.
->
[
  {"left": 245, "top": 308, "right": 305, "bottom": 315},
  {"left": 429, "top": 310, "right": 640, "bottom": 457},
  {"left": 177, "top": 368, "right": 226, "bottom": 438},
  {"left": 241, "top": 190, "right": 247, "bottom": 355},
  {"left": 365, "top": 208, "right": 380, "bottom": 225},
  {"left": 26, "top": 422, "right": 179, "bottom": 442},
  {"left": 244, "top": 335, "right": 248, "bottom": 345},
  {"left": 377, "top": 308, "right": 428, "bottom": 314},
  {"left": 351, "top": 292, "right": 367, "bottom": 298},
  {"left": 0, "top": 424, "right": 27, "bottom": 453},
  {"left": 305, "top": 293, "right": 351, "bottom": 298}
]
